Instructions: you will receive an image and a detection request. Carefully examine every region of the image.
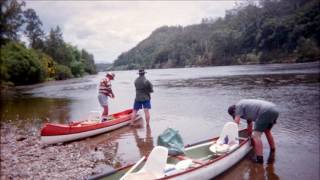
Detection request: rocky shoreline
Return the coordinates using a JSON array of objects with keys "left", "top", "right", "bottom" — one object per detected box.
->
[{"left": 0, "top": 123, "right": 118, "bottom": 180}]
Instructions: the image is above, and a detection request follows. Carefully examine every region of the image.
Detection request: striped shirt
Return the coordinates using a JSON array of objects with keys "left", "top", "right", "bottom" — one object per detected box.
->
[{"left": 99, "top": 77, "right": 113, "bottom": 97}]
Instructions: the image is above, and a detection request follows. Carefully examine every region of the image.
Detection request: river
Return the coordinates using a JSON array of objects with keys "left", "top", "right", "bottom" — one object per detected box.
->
[{"left": 1, "top": 62, "right": 319, "bottom": 179}]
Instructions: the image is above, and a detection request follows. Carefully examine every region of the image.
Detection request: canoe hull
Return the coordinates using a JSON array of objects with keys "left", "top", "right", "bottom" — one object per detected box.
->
[
  {"left": 41, "top": 109, "right": 140, "bottom": 145},
  {"left": 90, "top": 129, "right": 252, "bottom": 180},
  {"left": 170, "top": 140, "right": 251, "bottom": 180}
]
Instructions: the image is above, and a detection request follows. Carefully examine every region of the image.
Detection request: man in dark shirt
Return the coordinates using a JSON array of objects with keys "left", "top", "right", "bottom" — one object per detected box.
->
[{"left": 131, "top": 69, "right": 153, "bottom": 126}]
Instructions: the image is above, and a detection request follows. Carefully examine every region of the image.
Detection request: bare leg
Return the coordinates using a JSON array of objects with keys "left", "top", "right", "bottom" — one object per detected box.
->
[
  {"left": 265, "top": 129, "right": 275, "bottom": 150},
  {"left": 144, "top": 109, "right": 150, "bottom": 126},
  {"left": 252, "top": 131, "right": 263, "bottom": 156},
  {"left": 131, "top": 110, "right": 137, "bottom": 125},
  {"left": 102, "top": 105, "right": 109, "bottom": 117}
]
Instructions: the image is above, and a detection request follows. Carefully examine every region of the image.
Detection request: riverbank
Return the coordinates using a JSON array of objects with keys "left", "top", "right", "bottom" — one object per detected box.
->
[
  {"left": 0, "top": 123, "right": 116, "bottom": 179},
  {"left": 0, "top": 75, "right": 95, "bottom": 100}
]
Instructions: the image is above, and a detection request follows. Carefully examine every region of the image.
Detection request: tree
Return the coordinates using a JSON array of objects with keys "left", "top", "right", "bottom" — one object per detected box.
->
[
  {"left": 54, "top": 64, "right": 72, "bottom": 80},
  {"left": 0, "top": 0, "right": 25, "bottom": 43},
  {"left": 23, "top": 8, "right": 45, "bottom": 49},
  {"left": 81, "top": 49, "right": 97, "bottom": 74},
  {"left": 43, "top": 26, "right": 73, "bottom": 66},
  {"left": 0, "top": 42, "right": 47, "bottom": 85}
]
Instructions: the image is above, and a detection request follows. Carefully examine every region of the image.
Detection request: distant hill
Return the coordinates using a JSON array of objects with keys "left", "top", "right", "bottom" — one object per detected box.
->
[
  {"left": 113, "top": 0, "right": 320, "bottom": 70},
  {"left": 95, "top": 63, "right": 112, "bottom": 72}
]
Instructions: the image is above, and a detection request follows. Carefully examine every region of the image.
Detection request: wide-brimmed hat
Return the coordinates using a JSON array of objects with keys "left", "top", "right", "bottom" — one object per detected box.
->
[
  {"left": 106, "top": 72, "right": 115, "bottom": 79},
  {"left": 138, "top": 69, "right": 146, "bottom": 74}
]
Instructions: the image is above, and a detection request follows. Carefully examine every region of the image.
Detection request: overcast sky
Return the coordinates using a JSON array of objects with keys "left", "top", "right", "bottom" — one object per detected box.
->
[{"left": 25, "top": 1, "right": 238, "bottom": 63}]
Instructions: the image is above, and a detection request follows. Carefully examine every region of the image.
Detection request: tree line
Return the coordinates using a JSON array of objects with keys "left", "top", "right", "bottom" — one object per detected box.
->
[
  {"left": 113, "top": 0, "right": 320, "bottom": 69},
  {"left": 1, "top": 0, "right": 97, "bottom": 86}
]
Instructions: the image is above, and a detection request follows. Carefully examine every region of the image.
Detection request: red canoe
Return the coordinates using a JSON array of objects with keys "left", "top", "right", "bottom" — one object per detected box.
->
[{"left": 41, "top": 109, "right": 140, "bottom": 145}]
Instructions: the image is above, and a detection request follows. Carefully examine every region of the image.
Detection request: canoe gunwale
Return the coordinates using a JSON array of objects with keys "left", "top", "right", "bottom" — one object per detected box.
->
[
  {"left": 90, "top": 129, "right": 251, "bottom": 180},
  {"left": 40, "top": 109, "right": 141, "bottom": 144},
  {"left": 160, "top": 137, "right": 250, "bottom": 179},
  {"left": 41, "top": 109, "right": 134, "bottom": 136}
]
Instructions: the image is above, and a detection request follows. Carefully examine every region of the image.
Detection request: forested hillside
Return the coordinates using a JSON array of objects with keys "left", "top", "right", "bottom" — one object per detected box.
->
[
  {"left": 1, "top": 0, "right": 97, "bottom": 86},
  {"left": 113, "top": 0, "right": 320, "bottom": 69}
]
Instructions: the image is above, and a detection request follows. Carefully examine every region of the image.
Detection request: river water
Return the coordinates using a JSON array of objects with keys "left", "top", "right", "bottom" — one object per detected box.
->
[{"left": 1, "top": 62, "right": 319, "bottom": 179}]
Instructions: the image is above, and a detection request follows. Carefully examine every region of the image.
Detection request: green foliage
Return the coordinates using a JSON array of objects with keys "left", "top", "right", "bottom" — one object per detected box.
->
[
  {"left": 296, "top": 38, "right": 320, "bottom": 62},
  {"left": 113, "top": 0, "right": 320, "bottom": 69},
  {"left": 81, "top": 49, "right": 97, "bottom": 74},
  {"left": 43, "top": 26, "right": 72, "bottom": 66},
  {"left": 0, "top": 42, "right": 46, "bottom": 85},
  {"left": 70, "top": 60, "right": 85, "bottom": 77},
  {"left": 1, "top": 1, "right": 97, "bottom": 86},
  {"left": 23, "top": 8, "right": 45, "bottom": 49},
  {"left": 54, "top": 64, "right": 73, "bottom": 80},
  {"left": 35, "top": 50, "right": 56, "bottom": 79},
  {"left": 0, "top": 0, "right": 25, "bottom": 42}
]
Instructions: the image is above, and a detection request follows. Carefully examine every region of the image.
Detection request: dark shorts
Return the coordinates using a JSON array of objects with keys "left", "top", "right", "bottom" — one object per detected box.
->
[
  {"left": 133, "top": 100, "right": 151, "bottom": 110},
  {"left": 254, "top": 108, "right": 279, "bottom": 132}
]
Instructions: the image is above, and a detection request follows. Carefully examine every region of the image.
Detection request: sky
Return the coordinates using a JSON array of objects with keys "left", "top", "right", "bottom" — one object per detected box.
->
[{"left": 25, "top": 1, "right": 238, "bottom": 64}]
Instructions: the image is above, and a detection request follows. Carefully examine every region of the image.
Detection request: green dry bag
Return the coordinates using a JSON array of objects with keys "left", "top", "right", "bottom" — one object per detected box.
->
[{"left": 157, "top": 128, "right": 185, "bottom": 155}]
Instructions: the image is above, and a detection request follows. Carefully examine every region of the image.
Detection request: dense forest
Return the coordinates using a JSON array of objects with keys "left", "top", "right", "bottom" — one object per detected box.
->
[
  {"left": 113, "top": 0, "right": 320, "bottom": 69},
  {"left": 0, "top": 0, "right": 97, "bottom": 86}
]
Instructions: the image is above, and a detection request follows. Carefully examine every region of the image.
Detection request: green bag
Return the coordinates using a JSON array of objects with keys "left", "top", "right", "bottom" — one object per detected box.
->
[{"left": 157, "top": 128, "right": 185, "bottom": 155}]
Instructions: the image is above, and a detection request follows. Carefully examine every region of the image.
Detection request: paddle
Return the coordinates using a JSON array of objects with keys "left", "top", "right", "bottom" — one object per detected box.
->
[{"left": 120, "top": 156, "right": 146, "bottom": 180}]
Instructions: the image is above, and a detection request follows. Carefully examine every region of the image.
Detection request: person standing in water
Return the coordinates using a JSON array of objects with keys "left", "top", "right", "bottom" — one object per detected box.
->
[
  {"left": 98, "top": 72, "right": 115, "bottom": 121},
  {"left": 228, "top": 99, "right": 279, "bottom": 163},
  {"left": 131, "top": 69, "right": 153, "bottom": 126}
]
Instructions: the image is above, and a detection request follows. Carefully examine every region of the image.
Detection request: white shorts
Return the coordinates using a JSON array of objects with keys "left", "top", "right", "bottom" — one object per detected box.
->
[{"left": 98, "top": 93, "right": 108, "bottom": 107}]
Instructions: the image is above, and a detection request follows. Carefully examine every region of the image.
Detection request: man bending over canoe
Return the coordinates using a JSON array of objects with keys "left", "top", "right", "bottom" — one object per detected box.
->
[
  {"left": 131, "top": 69, "right": 153, "bottom": 126},
  {"left": 98, "top": 72, "right": 115, "bottom": 121},
  {"left": 228, "top": 99, "right": 279, "bottom": 163}
]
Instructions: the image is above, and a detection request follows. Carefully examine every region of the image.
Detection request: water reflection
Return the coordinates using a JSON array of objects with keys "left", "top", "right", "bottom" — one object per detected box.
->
[
  {"left": 133, "top": 124, "right": 154, "bottom": 157},
  {"left": 265, "top": 152, "right": 279, "bottom": 180},
  {"left": 216, "top": 151, "right": 280, "bottom": 180},
  {"left": 0, "top": 97, "right": 71, "bottom": 127}
]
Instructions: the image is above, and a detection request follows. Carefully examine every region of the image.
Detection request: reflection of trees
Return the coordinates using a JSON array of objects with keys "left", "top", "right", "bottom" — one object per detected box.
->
[
  {"left": 0, "top": 97, "right": 71, "bottom": 126},
  {"left": 132, "top": 125, "right": 154, "bottom": 157}
]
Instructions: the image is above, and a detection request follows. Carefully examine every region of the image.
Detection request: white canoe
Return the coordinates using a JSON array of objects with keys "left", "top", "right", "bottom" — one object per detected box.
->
[{"left": 90, "top": 128, "right": 252, "bottom": 180}]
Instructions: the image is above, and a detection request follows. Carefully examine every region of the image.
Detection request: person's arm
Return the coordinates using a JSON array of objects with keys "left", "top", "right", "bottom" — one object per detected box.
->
[
  {"left": 150, "top": 82, "right": 153, "bottom": 93},
  {"left": 146, "top": 80, "right": 153, "bottom": 93},
  {"left": 104, "top": 80, "right": 115, "bottom": 98}
]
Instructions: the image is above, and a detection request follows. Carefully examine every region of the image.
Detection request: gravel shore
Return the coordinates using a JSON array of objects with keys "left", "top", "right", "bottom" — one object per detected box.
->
[{"left": 0, "top": 123, "right": 118, "bottom": 180}]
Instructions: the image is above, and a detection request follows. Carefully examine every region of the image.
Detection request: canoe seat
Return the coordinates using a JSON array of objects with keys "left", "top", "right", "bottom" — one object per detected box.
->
[
  {"left": 163, "top": 159, "right": 194, "bottom": 176},
  {"left": 124, "top": 146, "right": 168, "bottom": 180},
  {"left": 209, "top": 122, "right": 239, "bottom": 154}
]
